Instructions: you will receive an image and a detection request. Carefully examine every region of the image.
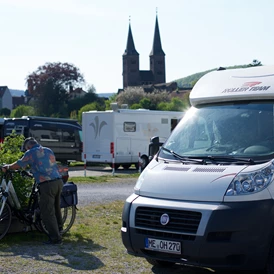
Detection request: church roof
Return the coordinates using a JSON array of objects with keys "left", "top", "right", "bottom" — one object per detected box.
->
[
  {"left": 150, "top": 15, "right": 165, "bottom": 56},
  {"left": 139, "top": 70, "right": 154, "bottom": 82},
  {"left": 123, "top": 23, "right": 139, "bottom": 56}
]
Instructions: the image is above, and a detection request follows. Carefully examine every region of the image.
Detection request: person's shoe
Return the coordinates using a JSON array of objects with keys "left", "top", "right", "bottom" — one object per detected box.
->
[{"left": 43, "top": 239, "right": 62, "bottom": 245}]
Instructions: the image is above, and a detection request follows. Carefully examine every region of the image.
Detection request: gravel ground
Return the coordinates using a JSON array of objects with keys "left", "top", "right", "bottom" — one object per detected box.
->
[{"left": 77, "top": 178, "right": 137, "bottom": 206}]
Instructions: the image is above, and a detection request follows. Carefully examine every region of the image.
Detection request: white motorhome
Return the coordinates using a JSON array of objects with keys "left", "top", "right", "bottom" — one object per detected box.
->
[
  {"left": 121, "top": 66, "right": 274, "bottom": 273},
  {"left": 82, "top": 107, "right": 183, "bottom": 169}
]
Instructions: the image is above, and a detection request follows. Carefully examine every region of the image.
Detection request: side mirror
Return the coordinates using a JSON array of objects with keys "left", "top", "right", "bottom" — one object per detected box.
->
[{"left": 148, "top": 136, "right": 163, "bottom": 161}]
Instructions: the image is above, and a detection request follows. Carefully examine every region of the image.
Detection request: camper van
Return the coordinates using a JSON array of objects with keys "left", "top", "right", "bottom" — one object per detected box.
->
[
  {"left": 82, "top": 108, "right": 183, "bottom": 169},
  {"left": 121, "top": 66, "right": 274, "bottom": 273},
  {"left": 2, "top": 116, "right": 82, "bottom": 164}
]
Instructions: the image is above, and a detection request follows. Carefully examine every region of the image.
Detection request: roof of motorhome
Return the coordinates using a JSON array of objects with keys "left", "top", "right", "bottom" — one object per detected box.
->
[
  {"left": 190, "top": 65, "right": 274, "bottom": 107},
  {"left": 83, "top": 109, "right": 184, "bottom": 115}
]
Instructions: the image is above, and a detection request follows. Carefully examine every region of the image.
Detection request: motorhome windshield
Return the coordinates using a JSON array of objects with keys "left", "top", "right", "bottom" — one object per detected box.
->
[{"left": 161, "top": 101, "right": 274, "bottom": 162}]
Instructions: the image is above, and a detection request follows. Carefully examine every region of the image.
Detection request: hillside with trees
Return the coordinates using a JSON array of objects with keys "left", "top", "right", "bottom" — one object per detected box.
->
[{"left": 175, "top": 60, "right": 262, "bottom": 88}]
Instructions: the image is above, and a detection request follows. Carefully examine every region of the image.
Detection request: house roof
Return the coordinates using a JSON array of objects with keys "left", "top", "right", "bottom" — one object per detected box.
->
[
  {"left": 9, "top": 89, "right": 25, "bottom": 97},
  {"left": 0, "top": 86, "right": 8, "bottom": 98}
]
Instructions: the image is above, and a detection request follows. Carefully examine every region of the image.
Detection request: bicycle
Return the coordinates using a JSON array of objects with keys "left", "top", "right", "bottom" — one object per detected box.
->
[{"left": 0, "top": 168, "right": 77, "bottom": 240}]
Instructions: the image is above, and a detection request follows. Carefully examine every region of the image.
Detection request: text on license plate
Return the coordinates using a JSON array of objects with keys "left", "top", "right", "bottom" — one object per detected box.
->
[{"left": 145, "top": 238, "right": 181, "bottom": 254}]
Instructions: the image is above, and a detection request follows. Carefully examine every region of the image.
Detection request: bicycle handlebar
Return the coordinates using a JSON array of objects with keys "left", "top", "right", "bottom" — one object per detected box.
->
[{"left": 0, "top": 166, "right": 33, "bottom": 179}]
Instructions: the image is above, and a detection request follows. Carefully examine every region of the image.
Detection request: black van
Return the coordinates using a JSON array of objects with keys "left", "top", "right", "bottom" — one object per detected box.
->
[{"left": 2, "top": 116, "right": 82, "bottom": 164}]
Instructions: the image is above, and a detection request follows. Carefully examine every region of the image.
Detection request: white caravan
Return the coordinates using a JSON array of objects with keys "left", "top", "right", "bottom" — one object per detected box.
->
[
  {"left": 121, "top": 66, "right": 274, "bottom": 273},
  {"left": 82, "top": 108, "right": 183, "bottom": 169}
]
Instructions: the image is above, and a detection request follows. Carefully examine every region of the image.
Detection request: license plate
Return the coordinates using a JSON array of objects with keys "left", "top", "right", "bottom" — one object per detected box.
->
[{"left": 145, "top": 238, "right": 181, "bottom": 254}]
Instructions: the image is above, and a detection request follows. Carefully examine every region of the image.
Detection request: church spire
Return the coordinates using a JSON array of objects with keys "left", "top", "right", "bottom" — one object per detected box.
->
[
  {"left": 150, "top": 13, "right": 165, "bottom": 56},
  {"left": 123, "top": 17, "right": 139, "bottom": 56}
]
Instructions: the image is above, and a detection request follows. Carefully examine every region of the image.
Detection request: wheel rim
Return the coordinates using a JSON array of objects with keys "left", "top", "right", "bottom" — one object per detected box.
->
[
  {"left": 38, "top": 205, "right": 76, "bottom": 235},
  {"left": 0, "top": 202, "right": 12, "bottom": 240}
]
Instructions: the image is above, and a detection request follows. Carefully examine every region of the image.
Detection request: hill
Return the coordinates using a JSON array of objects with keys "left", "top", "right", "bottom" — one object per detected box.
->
[{"left": 175, "top": 64, "right": 256, "bottom": 88}]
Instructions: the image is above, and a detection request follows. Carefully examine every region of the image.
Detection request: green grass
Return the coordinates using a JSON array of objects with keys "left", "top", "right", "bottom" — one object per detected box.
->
[
  {"left": 71, "top": 173, "right": 140, "bottom": 184},
  {"left": 0, "top": 201, "right": 217, "bottom": 274}
]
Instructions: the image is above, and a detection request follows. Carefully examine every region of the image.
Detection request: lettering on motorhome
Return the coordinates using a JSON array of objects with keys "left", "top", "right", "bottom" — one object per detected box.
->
[
  {"left": 222, "top": 87, "right": 249, "bottom": 93},
  {"left": 249, "top": 86, "right": 271, "bottom": 91},
  {"left": 222, "top": 86, "right": 271, "bottom": 93}
]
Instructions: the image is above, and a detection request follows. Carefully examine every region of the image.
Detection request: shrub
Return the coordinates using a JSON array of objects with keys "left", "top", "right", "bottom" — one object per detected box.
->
[{"left": 0, "top": 133, "right": 33, "bottom": 206}]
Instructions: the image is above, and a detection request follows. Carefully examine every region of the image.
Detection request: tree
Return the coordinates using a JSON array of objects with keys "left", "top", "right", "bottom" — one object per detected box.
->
[
  {"left": 67, "top": 89, "right": 104, "bottom": 119},
  {"left": 11, "top": 105, "right": 35, "bottom": 118},
  {"left": 26, "top": 62, "right": 85, "bottom": 117},
  {"left": 248, "top": 59, "right": 262, "bottom": 67},
  {"left": 0, "top": 108, "right": 11, "bottom": 117},
  {"left": 78, "top": 102, "right": 105, "bottom": 123}
]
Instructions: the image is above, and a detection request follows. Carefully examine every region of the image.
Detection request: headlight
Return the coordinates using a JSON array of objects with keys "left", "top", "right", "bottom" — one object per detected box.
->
[
  {"left": 226, "top": 161, "right": 274, "bottom": 196},
  {"left": 134, "top": 169, "right": 147, "bottom": 192}
]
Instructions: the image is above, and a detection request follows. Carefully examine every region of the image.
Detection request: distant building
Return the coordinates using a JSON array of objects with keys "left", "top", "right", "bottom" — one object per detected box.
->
[
  {"left": 0, "top": 86, "right": 12, "bottom": 110},
  {"left": 122, "top": 15, "right": 166, "bottom": 89},
  {"left": 68, "top": 87, "right": 86, "bottom": 100},
  {"left": 10, "top": 89, "right": 26, "bottom": 109}
]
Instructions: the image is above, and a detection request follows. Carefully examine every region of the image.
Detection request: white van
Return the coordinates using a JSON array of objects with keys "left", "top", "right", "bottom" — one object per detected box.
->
[{"left": 121, "top": 66, "right": 274, "bottom": 273}]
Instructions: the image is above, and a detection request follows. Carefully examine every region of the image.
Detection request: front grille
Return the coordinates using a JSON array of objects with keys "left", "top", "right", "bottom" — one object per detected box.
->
[
  {"left": 135, "top": 207, "right": 202, "bottom": 234},
  {"left": 136, "top": 228, "right": 196, "bottom": 241}
]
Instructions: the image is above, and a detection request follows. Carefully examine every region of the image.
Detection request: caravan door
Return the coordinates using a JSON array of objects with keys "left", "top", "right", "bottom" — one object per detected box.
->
[{"left": 116, "top": 137, "right": 131, "bottom": 163}]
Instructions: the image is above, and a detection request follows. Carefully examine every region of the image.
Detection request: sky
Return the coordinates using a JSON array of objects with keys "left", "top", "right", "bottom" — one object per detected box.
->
[{"left": 1, "top": 0, "right": 274, "bottom": 94}]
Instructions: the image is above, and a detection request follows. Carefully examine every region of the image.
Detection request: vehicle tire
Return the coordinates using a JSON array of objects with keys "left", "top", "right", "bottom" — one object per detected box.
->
[
  {"left": 37, "top": 205, "right": 77, "bottom": 236},
  {"left": 146, "top": 258, "right": 175, "bottom": 267},
  {"left": 122, "top": 164, "right": 131, "bottom": 170},
  {"left": 0, "top": 201, "right": 12, "bottom": 240},
  {"left": 108, "top": 164, "right": 120, "bottom": 170},
  {"left": 140, "top": 155, "right": 149, "bottom": 170}
]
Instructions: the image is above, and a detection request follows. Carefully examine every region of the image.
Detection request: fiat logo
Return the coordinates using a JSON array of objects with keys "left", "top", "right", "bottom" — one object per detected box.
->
[{"left": 160, "top": 213, "right": 169, "bottom": 225}]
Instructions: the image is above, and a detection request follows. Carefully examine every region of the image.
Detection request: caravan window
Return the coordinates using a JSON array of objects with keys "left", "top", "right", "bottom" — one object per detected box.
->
[{"left": 124, "top": 122, "right": 136, "bottom": 132}]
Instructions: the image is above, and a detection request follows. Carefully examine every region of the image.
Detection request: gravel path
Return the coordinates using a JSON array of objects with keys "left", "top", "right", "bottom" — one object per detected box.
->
[{"left": 77, "top": 178, "right": 137, "bottom": 206}]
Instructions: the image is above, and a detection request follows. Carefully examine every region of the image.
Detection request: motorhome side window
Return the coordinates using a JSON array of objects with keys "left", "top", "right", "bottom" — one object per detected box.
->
[{"left": 124, "top": 122, "right": 136, "bottom": 132}]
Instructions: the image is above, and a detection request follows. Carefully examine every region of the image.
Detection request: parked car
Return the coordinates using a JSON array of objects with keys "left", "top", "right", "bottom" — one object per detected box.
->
[{"left": 2, "top": 116, "right": 82, "bottom": 165}]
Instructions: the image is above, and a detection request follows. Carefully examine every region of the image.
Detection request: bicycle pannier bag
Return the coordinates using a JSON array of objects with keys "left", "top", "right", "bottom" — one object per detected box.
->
[{"left": 60, "top": 182, "right": 78, "bottom": 208}]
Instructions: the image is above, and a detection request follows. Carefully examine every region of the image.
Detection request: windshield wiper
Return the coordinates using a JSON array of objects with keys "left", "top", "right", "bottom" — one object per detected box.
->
[
  {"left": 205, "top": 155, "right": 255, "bottom": 165},
  {"left": 161, "top": 147, "right": 207, "bottom": 165}
]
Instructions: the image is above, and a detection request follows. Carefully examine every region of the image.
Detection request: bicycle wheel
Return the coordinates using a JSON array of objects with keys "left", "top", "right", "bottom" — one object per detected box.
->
[
  {"left": 0, "top": 199, "right": 12, "bottom": 240},
  {"left": 37, "top": 205, "right": 76, "bottom": 236},
  {"left": 60, "top": 205, "right": 76, "bottom": 235}
]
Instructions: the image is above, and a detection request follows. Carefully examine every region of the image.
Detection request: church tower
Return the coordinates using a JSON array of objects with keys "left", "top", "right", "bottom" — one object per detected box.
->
[
  {"left": 122, "top": 14, "right": 166, "bottom": 89},
  {"left": 149, "top": 15, "right": 166, "bottom": 84},
  {"left": 122, "top": 21, "right": 140, "bottom": 88}
]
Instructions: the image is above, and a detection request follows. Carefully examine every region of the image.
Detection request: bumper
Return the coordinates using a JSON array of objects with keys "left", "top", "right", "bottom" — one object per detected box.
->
[{"left": 121, "top": 196, "right": 274, "bottom": 271}]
